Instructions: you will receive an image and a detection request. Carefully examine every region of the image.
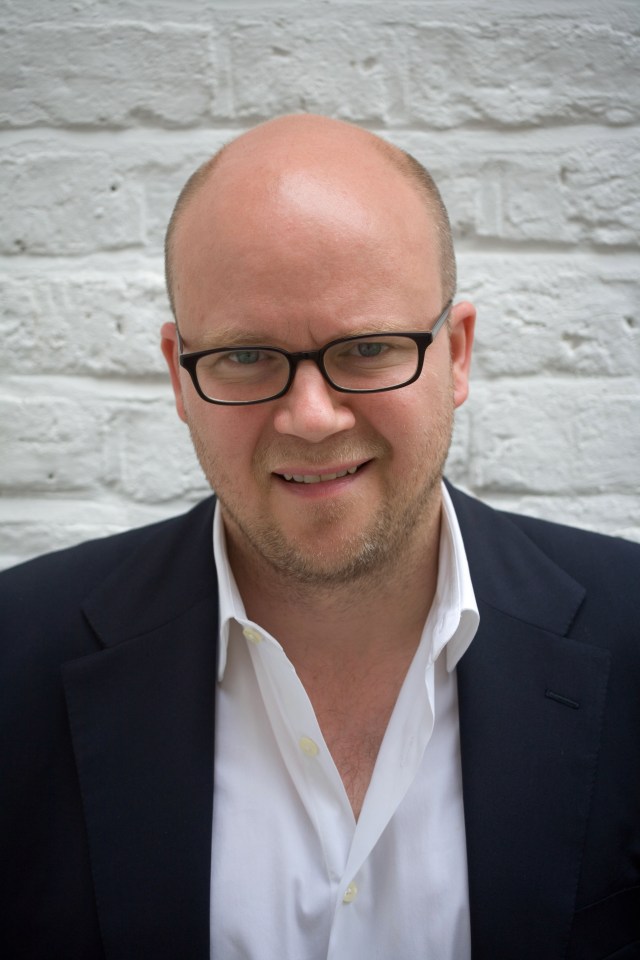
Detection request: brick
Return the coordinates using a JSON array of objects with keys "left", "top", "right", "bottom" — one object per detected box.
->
[
  {"left": 0, "top": 393, "right": 208, "bottom": 499},
  {"left": 456, "top": 255, "right": 640, "bottom": 378},
  {"left": 467, "top": 379, "right": 640, "bottom": 495},
  {"left": 559, "top": 140, "right": 640, "bottom": 246},
  {"left": 108, "top": 402, "right": 210, "bottom": 502},
  {"left": 0, "top": 0, "right": 300, "bottom": 27},
  {"left": 399, "top": 133, "right": 640, "bottom": 246},
  {"left": 0, "top": 137, "right": 232, "bottom": 259},
  {"left": 0, "top": 395, "right": 109, "bottom": 493},
  {"left": 214, "top": 18, "right": 401, "bottom": 122},
  {"left": 483, "top": 139, "right": 640, "bottom": 246},
  {"left": 0, "top": 25, "right": 212, "bottom": 128},
  {"left": 1, "top": 273, "right": 171, "bottom": 377},
  {"left": 404, "top": 19, "right": 640, "bottom": 128},
  {"left": 0, "top": 148, "right": 144, "bottom": 255},
  {"left": 213, "top": 10, "right": 640, "bottom": 127}
]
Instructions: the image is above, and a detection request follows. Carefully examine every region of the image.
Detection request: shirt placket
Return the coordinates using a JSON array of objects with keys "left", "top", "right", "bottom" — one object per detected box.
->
[{"left": 240, "top": 620, "right": 355, "bottom": 890}]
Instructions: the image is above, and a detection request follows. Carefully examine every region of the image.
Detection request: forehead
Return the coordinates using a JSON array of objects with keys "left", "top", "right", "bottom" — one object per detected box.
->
[{"left": 170, "top": 146, "right": 442, "bottom": 344}]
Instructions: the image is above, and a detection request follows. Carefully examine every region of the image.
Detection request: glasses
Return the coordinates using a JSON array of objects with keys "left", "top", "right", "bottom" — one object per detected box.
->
[{"left": 178, "top": 300, "right": 452, "bottom": 406}]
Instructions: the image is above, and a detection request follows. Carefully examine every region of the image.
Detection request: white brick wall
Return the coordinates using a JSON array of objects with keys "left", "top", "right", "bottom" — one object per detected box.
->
[{"left": 1, "top": 0, "right": 639, "bottom": 569}]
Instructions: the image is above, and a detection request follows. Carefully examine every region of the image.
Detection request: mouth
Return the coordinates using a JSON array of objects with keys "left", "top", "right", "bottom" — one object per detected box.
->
[{"left": 276, "top": 462, "right": 367, "bottom": 485}]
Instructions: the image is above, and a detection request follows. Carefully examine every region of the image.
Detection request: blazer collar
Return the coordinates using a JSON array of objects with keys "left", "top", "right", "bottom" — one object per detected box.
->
[
  {"left": 447, "top": 482, "right": 585, "bottom": 632},
  {"left": 81, "top": 497, "right": 219, "bottom": 649}
]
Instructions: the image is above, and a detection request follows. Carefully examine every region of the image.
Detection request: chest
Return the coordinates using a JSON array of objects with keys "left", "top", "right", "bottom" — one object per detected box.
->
[
  {"left": 304, "top": 672, "right": 406, "bottom": 818},
  {"left": 212, "top": 641, "right": 470, "bottom": 959}
]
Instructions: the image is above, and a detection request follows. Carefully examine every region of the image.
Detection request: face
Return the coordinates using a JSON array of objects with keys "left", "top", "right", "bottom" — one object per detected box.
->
[{"left": 162, "top": 133, "right": 475, "bottom": 588}]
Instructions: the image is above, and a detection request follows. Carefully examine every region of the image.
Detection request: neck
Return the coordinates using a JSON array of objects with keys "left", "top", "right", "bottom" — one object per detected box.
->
[
  {"left": 224, "top": 493, "right": 443, "bottom": 820},
  {"left": 224, "top": 495, "right": 442, "bottom": 671}
]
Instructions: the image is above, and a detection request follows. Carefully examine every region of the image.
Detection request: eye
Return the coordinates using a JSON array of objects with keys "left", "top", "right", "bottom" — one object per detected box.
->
[
  {"left": 227, "top": 349, "right": 263, "bottom": 365},
  {"left": 335, "top": 339, "right": 391, "bottom": 362},
  {"left": 353, "top": 342, "right": 385, "bottom": 358},
  {"left": 197, "top": 348, "right": 283, "bottom": 380}
]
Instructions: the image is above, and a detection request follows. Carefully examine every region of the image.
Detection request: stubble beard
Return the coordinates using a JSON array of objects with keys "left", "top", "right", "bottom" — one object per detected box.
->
[{"left": 187, "top": 411, "right": 454, "bottom": 591}]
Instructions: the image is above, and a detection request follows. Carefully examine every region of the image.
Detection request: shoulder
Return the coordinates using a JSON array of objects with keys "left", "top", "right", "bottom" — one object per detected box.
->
[
  {"left": 0, "top": 497, "right": 217, "bottom": 597},
  {"left": 447, "top": 482, "right": 640, "bottom": 651},
  {"left": 0, "top": 497, "right": 217, "bottom": 664},
  {"left": 500, "top": 508, "right": 640, "bottom": 632},
  {"left": 448, "top": 482, "right": 640, "bottom": 580},
  {"left": 502, "top": 505, "right": 639, "bottom": 560}
]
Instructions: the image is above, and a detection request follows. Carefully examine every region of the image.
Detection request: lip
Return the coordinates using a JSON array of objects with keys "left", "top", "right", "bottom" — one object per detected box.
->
[{"left": 273, "top": 459, "right": 370, "bottom": 488}]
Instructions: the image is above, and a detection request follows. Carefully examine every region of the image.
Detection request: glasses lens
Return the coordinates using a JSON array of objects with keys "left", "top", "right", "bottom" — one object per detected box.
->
[
  {"left": 194, "top": 348, "right": 290, "bottom": 403},
  {"left": 324, "top": 335, "right": 420, "bottom": 391}
]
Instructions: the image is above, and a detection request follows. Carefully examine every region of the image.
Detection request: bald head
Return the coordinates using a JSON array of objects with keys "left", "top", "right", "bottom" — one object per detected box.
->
[{"left": 164, "top": 115, "right": 456, "bottom": 322}]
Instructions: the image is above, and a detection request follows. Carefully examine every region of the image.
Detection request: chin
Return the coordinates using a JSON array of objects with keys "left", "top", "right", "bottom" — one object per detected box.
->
[{"left": 236, "top": 509, "right": 420, "bottom": 588}]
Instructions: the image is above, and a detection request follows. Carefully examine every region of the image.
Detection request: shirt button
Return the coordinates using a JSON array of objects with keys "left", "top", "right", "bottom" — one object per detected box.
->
[
  {"left": 343, "top": 882, "right": 358, "bottom": 903},
  {"left": 242, "top": 626, "right": 263, "bottom": 644},
  {"left": 299, "top": 737, "right": 319, "bottom": 757}
]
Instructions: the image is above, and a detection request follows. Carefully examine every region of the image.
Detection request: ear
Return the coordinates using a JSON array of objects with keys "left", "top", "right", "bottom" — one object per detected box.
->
[
  {"left": 160, "top": 322, "right": 188, "bottom": 423},
  {"left": 448, "top": 301, "right": 476, "bottom": 409}
]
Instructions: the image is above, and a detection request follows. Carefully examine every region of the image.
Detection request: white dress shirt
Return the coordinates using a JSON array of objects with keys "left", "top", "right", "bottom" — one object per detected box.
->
[{"left": 210, "top": 484, "right": 479, "bottom": 960}]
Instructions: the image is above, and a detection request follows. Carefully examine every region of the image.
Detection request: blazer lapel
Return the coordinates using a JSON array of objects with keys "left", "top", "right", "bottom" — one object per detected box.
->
[
  {"left": 62, "top": 499, "right": 218, "bottom": 960},
  {"left": 451, "top": 488, "right": 611, "bottom": 959}
]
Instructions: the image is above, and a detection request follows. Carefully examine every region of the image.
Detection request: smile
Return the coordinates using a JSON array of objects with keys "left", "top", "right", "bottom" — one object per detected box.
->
[{"left": 281, "top": 465, "right": 360, "bottom": 484}]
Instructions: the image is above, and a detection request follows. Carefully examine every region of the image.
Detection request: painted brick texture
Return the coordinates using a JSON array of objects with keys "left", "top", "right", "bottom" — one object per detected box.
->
[{"left": 1, "top": 0, "right": 638, "bottom": 568}]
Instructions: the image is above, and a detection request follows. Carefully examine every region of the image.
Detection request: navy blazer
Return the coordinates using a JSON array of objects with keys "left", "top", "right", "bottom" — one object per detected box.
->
[{"left": 1, "top": 485, "right": 639, "bottom": 959}]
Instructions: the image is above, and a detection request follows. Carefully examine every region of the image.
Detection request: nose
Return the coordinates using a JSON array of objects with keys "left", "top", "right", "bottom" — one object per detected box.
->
[{"left": 271, "top": 360, "right": 356, "bottom": 442}]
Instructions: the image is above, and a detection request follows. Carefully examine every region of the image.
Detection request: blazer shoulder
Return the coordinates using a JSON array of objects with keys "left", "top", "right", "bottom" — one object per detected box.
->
[
  {"left": 447, "top": 482, "right": 640, "bottom": 646},
  {"left": 503, "top": 507, "right": 640, "bottom": 558},
  {"left": 449, "top": 482, "right": 640, "bottom": 582},
  {"left": 0, "top": 497, "right": 217, "bottom": 666},
  {"left": 501, "top": 507, "right": 640, "bottom": 592},
  {"left": 0, "top": 497, "right": 217, "bottom": 598}
]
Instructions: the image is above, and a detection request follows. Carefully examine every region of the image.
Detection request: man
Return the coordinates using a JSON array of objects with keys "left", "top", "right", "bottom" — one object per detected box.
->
[{"left": 1, "top": 115, "right": 638, "bottom": 960}]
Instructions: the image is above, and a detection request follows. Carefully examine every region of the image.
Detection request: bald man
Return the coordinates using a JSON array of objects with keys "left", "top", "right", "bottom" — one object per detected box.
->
[{"left": 1, "top": 115, "right": 639, "bottom": 960}]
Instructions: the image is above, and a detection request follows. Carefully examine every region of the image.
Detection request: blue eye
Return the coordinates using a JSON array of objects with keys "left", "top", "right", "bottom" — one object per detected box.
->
[
  {"left": 355, "top": 342, "right": 385, "bottom": 358},
  {"left": 229, "top": 350, "right": 262, "bottom": 364}
]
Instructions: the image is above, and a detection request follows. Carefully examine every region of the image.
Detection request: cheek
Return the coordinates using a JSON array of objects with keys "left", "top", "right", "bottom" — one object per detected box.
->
[
  {"left": 186, "top": 403, "right": 267, "bottom": 472},
  {"left": 381, "top": 375, "right": 454, "bottom": 460},
  {"left": 384, "top": 380, "right": 446, "bottom": 436}
]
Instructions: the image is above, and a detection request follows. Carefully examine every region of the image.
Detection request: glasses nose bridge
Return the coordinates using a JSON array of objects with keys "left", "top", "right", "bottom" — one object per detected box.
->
[{"left": 287, "top": 346, "right": 334, "bottom": 391}]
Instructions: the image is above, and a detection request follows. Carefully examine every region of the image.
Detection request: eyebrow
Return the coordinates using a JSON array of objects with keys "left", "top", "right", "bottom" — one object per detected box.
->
[
  {"left": 179, "top": 317, "right": 421, "bottom": 352},
  {"left": 178, "top": 325, "right": 270, "bottom": 351},
  {"left": 200, "top": 331, "right": 272, "bottom": 349}
]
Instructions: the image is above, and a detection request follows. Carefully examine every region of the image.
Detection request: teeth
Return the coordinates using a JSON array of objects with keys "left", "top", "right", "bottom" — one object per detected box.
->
[{"left": 282, "top": 465, "right": 360, "bottom": 484}]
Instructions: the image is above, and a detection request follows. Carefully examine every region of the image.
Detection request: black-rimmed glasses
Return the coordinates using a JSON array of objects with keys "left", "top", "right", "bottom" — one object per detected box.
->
[{"left": 178, "top": 300, "right": 452, "bottom": 406}]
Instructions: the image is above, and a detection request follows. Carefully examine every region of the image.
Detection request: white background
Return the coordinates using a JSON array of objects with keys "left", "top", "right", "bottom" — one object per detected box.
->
[{"left": 1, "top": 0, "right": 639, "bottom": 568}]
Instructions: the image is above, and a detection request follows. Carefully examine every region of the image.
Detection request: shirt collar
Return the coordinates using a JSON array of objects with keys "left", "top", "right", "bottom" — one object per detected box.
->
[
  {"left": 213, "top": 503, "right": 247, "bottom": 681},
  {"left": 213, "top": 482, "right": 479, "bottom": 681},
  {"left": 437, "top": 483, "right": 479, "bottom": 672}
]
